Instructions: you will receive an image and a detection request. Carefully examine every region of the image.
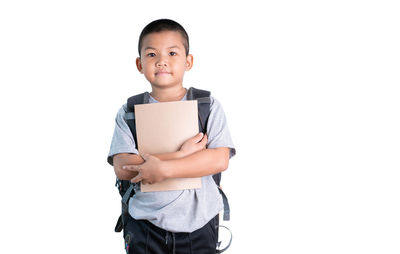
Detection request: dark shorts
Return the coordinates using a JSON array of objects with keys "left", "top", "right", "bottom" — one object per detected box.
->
[{"left": 123, "top": 214, "right": 218, "bottom": 254}]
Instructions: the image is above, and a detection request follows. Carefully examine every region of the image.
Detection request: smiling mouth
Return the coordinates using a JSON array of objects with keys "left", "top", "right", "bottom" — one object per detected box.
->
[{"left": 155, "top": 71, "right": 171, "bottom": 75}]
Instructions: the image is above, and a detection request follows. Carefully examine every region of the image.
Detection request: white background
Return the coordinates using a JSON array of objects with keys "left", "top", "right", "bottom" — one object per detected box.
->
[{"left": 1, "top": 0, "right": 399, "bottom": 253}]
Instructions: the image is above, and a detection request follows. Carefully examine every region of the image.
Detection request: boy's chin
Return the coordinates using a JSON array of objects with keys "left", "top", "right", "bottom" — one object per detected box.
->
[
  {"left": 151, "top": 84, "right": 181, "bottom": 89},
  {"left": 149, "top": 83, "right": 183, "bottom": 89}
]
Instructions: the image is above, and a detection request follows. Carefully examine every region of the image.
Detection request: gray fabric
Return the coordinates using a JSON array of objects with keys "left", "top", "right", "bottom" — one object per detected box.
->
[{"left": 107, "top": 90, "right": 236, "bottom": 232}]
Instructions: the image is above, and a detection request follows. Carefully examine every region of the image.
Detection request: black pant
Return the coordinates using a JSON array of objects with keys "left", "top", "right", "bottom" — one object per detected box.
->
[{"left": 123, "top": 215, "right": 218, "bottom": 254}]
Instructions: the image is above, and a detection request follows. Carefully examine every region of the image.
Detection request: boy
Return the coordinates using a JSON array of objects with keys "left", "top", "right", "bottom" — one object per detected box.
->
[{"left": 107, "top": 19, "right": 235, "bottom": 253}]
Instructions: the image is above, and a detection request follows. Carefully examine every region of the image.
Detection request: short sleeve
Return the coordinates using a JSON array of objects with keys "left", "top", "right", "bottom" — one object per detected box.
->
[
  {"left": 107, "top": 104, "right": 139, "bottom": 165},
  {"left": 206, "top": 97, "right": 236, "bottom": 158}
]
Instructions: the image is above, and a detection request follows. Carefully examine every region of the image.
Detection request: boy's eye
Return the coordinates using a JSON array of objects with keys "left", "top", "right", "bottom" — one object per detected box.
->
[
  {"left": 169, "top": 52, "right": 177, "bottom": 56},
  {"left": 147, "top": 53, "right": 156, "bottom": 57}
]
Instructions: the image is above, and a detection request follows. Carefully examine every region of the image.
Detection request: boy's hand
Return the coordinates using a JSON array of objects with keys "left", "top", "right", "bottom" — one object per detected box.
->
[
  {"left": 123, "top": 154, "right": 167, "bottom": 185},
  {"left": 122, "top": 133, "right": 208, "bottom": 184},
  {"left": 180, "top": 132, "right": 208, "bottom": 157}
]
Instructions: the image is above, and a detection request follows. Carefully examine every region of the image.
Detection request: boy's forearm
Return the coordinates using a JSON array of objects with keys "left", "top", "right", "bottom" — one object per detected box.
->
[
  {"left": 163, "top": 147, "right": 230, "bottom": 179},
  {"left": 154, "top": 150, "right": 187, "bottom": 161},
  {"left": 113, "top": 153, "right": 143, "bottom": 180},
  {"left": 113, "top": 151, "right": 186, "bottom": 180}
]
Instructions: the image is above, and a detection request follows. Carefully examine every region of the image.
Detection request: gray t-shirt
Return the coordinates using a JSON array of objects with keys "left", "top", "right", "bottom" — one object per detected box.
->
[{"left": 108, "top": 90, "right": 235, "bottom": 232}]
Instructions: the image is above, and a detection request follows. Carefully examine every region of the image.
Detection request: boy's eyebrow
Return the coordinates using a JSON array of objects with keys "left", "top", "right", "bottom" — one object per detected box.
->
[
  {"left": 144, "top": 45, "right": 181, "bottom": 51},
  {"left": 144, "top": 46, "right": 157, "bottom": 51}
]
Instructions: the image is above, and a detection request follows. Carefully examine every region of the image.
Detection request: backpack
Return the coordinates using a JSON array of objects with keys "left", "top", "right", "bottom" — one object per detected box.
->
[{"left": 114, "top": 87, "right": 231, "bottom": 253}]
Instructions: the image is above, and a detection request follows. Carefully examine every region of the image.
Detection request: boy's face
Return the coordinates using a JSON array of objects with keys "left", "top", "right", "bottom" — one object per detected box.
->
[{"left": 136, "top": 31, "right": 193, "bottom": 90}]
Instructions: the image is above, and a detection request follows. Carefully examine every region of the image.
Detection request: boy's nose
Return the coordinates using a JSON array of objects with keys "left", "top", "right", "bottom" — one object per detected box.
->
[
  {"left": 156, "top": 61, "right": 167, "bottom": 67},
  {"left": 156, "top": 56, "right": 168, "bottom": 67}
]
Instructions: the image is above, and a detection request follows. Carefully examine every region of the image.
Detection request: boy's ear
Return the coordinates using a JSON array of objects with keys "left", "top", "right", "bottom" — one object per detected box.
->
[
  {"left": 136, "top": 57, "right": 143, "bottom": 73},
  {"left": 185, "top": 54, "right": 194, "bottom": 71}
]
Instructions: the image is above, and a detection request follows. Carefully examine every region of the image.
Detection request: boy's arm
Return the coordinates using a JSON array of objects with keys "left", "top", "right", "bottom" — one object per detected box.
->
[
  {"left": 113, "top": 133, "right": 207, "bottom": 180},
  {"left": 124, "top": 147, "right": 230, "bottom": 184},
  {"left": 164, "top": 147, "right": 230, "bottom": 178},
  {"left": 113, "top": 153, "right": 143, "bottom": 180},
  {"left": 113, "top": 151, "right": 187, "bottom": 180}
]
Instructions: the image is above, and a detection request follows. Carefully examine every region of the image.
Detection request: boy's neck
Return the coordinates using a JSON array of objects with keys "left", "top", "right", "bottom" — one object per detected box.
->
[{"left": 150, "top": 86, "right": 187, "bottom": 102}]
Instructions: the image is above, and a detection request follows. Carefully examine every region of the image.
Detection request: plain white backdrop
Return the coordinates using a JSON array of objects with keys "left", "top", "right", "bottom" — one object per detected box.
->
[{"left": 1, "top": 0, "right": 399, "bottom": 253}]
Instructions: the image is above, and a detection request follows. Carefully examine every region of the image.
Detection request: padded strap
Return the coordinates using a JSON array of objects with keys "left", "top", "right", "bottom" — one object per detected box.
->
[
  {"left": 126, "top": 92, "right": 149, "bottom": 147},
  {"left": 125, "top": 112, "right": 135, "bottom": 120},
  {"left": 187, "top": 87, "right": 230, "bottom": 222},
  {"left": 127, "top": 92, "right": 149, "bottom": 111},
  {"left": 187, "top": 87, "right": 211, "bottom": 134},
  {"left": 187, "top": 87, "right": 210, "bottom": 100}
]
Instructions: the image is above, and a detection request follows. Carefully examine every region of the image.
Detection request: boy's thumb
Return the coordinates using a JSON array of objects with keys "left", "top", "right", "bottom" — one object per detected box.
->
[
  {"left": 196, "top": 132, "right": 204, "bottom": 141},
  {"left": 141, "top": 153, "right": 150, "bottom": 161}
]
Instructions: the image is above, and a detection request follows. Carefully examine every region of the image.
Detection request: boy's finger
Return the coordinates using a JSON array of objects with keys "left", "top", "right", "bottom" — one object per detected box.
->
[
  {"left": 140, "top": 153, "right": 150, "bottom": 161},
  {"left": 131, "top": 173, "right": 142, "bottom": 183},
  {"left": 193, "top": 132, "right": 204, "bottom": 142},
  {"left": 199, "top": 134, "right": 208, "bottom": 145},
  {"left": 123, "top": 165, "right": 140, "bottom": 172},
  {"left": 142, "top": 180, "right": 153, "bottom": 185},
  {"left": 141, "top": 153, "right": 157, "bottom": 161}
]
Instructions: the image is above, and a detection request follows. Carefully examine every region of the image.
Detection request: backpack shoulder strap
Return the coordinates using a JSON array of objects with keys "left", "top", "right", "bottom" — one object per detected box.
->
[
  {"left": 114, "top": 92, "right": 149, "bottom": 232},
  {"left": 187, "top": 86, "right": 211, "bottom": 99},
  {"left": 187, "top": 87, "right": 211, "bottom": 134},
  {"left": 187, "top": 87, "right": 230, "bottom": 221},
  {"left": 126, "top": 92, "right": 150, "bottom": 145},
  {"left": 127, "top": 92, "right": 150, "bottom": 111}
]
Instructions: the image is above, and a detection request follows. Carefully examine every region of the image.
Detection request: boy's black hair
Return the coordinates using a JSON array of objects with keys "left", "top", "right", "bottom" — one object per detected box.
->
[{"left": 138, "top": 19, "right": 189, "bottom": 56}]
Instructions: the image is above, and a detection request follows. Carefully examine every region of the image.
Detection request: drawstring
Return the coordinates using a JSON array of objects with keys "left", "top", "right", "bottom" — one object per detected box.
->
[
  {"left": 165, "top": 231, "right": 176, "bottom": 254},
  {"left": 172, "top": 233, "right": 176, "bottom": 254},
  {"left": 188, "top": 233, "right": 193, "bottom": 254}
]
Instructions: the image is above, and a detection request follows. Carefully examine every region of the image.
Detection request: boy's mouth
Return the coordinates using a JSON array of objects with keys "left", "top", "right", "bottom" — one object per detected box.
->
[{"left": 155, "top": 71, "right": 171, "bottom": 76}]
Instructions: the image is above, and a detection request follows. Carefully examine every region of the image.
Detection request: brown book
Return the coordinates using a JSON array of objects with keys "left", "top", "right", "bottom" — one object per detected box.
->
[{"left": 135, "top": 100, "right": 202, "bottom": 192}]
